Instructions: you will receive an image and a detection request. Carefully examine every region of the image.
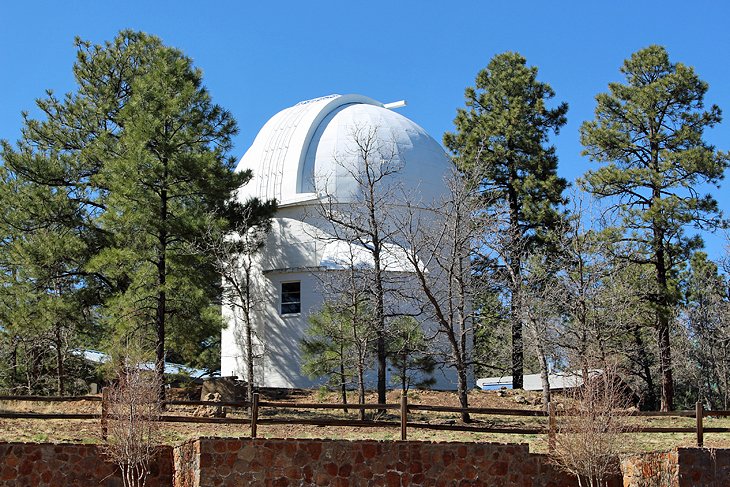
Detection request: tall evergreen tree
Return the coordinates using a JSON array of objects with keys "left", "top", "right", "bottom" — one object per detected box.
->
[
  {"left": 677, "top": 252, "right": 730, "bottom": 409},
  {"left": 444, "top": 52, "right": 568, "bottom": 389},
  {"left": 0, "top": 31, "right": 270, "bottom": 397},
  {"left": 580, "top": 45, "right": 729, "bottom": 411}
]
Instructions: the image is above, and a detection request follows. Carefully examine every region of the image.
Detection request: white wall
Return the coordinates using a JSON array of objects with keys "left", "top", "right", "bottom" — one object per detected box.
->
[{"left": 221, "top": 209, "right": 469, "bottom": 391}]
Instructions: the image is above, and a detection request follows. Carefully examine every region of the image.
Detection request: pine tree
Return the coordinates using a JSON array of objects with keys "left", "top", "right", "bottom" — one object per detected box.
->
[
  {"left": 0, "top": 31, "right": 271, "bottom": 398},
  {"left": 580, "top": 45, "right": 729, "bottom": 411},
  {"left": 301, "top": 301, "right": 375, "bottom": 417},
  {"left": 444, "top": 52, "right": 568, "bottom": 389}
]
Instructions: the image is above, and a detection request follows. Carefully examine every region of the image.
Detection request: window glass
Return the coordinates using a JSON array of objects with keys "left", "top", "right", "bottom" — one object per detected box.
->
[{"left": 281, "top": 281, "right": 301, "bottom": 315}]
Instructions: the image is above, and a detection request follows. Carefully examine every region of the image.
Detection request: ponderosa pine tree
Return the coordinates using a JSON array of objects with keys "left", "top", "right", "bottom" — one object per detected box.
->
[
  {"left": 444, "top": 52, "right": 568, "bottom": 389},
  {"left": 0, "top": 31, "right": 271, "bottom": 398},
  {"left": 580, "top": 45, "right": 729, "bottom": 411},
  {"left": 678, "top": 252, "right": 730, "bottom": 409}
]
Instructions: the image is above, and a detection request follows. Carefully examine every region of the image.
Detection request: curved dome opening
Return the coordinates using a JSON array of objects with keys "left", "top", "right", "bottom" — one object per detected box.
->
[{"left": 235, "top": 94, "right": 451, "bottom": 207}]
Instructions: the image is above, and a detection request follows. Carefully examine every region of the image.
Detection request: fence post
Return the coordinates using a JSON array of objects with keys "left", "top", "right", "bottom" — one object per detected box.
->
[
  {"left": 400, "top": 393, "right": 408, "bottom": 441},
  {"left": 251, "top": 392, "right": 260, "bottom": 439},
  {"left": 101, "top": 387, "right": 109, "bottom": 440},
  {"left": 696, "top": 401, "right": 704, "bottom": 448},
  {"left": 548, "top": 402, "right": 556, "bottom": 453}
]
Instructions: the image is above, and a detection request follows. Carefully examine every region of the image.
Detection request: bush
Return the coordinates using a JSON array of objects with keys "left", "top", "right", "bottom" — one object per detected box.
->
[
  {"left": 550, "top": 366, "right": 632, "bottom": 487},
  {"left": 101, "top": 366, "right": 162, "bottom": 487}
]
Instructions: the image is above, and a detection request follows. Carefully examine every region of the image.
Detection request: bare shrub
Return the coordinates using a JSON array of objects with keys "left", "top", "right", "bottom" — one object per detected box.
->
[
  {"left": 101, "top": 365, "right": 162, "bottom": 487},
  {"left": 550, "top": 366, "right": 632, "bottom": 487}
]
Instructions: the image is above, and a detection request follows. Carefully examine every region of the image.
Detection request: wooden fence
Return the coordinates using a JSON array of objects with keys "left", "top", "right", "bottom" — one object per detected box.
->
[{"left": 0, "top": 392, "right": 728, "bottom": 448}]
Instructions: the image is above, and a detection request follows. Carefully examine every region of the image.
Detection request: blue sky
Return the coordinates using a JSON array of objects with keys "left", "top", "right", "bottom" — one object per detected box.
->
[{"left": 2, "top": 1, "right": 729, "bottom": 256}]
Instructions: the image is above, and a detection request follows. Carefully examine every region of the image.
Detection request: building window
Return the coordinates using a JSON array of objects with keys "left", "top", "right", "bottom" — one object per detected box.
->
[{"left": 281, "top": 281, "right": 301, "bottom": 315}]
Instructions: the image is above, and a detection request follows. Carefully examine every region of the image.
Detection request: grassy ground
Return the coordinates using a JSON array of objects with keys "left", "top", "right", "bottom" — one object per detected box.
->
[{"left": 1, "top": 388, "right": 729, "bottom": 454}]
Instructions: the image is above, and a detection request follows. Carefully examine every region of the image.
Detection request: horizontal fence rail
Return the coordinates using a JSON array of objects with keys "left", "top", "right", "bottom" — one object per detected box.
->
[
  {"left": 0, "top": 395, "right": 102, "bottom": 402},
  {"left": 1, "top": 392, "right": 727, "bottom": 447}
]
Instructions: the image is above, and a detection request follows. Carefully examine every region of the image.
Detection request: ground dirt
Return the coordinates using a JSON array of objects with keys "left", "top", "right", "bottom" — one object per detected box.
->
[{"left": 1, "top": 388, "right": 728, "bottom": 454}]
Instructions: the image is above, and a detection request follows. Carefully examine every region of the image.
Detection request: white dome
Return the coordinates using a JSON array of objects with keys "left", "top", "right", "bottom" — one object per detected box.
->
[{"left": 236, "top": 94, "right": 451, "bottom": 206}]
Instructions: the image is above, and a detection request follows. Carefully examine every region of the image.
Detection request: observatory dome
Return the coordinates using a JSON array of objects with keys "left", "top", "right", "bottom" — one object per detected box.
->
[
  {"left": 222, "top": 94, "right": 463, "bottom": 390},
  {"left": 235, "top": 94, "right": 451, "bottom": 206}
]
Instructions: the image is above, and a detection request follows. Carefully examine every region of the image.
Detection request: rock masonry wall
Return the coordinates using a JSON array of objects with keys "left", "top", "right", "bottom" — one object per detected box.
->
[
  {"left": 621, "top": 450, "right": 679, "bottom": 487},
  {"left": 0, "top": 441, "right": 173, "bottom": 486},
  {"left": 621, "top": 447, "right": 730, "bottom": 487},
  {"left": 173, "top": 437, "right": 583, "bottom": 487},
  {"left": 3, "top": 437, "right": 727, "bottom": 486},
  {"left": 676, "top": 447, "right": 730, "bottom": 486}
]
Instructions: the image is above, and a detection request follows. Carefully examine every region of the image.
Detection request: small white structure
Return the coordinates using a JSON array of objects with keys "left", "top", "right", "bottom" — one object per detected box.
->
[
  {"left": 77, "top": 349, "right": 212, "bottom": 379},
  {"left": 220, "top": 94, "right": 455, "bottom": 389},
  {"left": 477, "top": 370, "right": 602, "bottom": 391}
]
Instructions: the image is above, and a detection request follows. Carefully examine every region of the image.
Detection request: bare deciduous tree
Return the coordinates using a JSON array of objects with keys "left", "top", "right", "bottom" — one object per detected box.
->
[
  {"left": 312, "top": 124, "right": 406, "bottom": 406},
  {"left": 302, "top": 241, "right": 377, "bottom": 418},
  {"left": 102, "top": 364, "right": 162, "bottom": 487},
  {"left": 519, "top": 252, "right": 561, "bottom": 411},
  {"left": 206, "top": 207, "right": 272, "bottom": 406},
  {"left": 396, "top": 171, "right": 481, "bottom": 422},
  {"left": 551, "top": 365, "right": 631, "bottom": 487}
]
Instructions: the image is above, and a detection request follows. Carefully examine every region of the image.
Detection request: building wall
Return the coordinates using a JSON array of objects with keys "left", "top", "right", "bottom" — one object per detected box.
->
[
  {"left": 621, "top": 447, "right": 730, "bottom": 487},
  {"left": 221, "top": 267, "right": 325, "bottom": 389},
  {"left": 221, "top": 204, "right": 464, "bottom": 390}
]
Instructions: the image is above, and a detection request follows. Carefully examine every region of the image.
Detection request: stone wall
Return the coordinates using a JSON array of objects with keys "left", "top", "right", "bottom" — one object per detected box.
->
[
  {"left": 621, "top": 447, "right": 730, "bottom": 487},
  {"left": 0, "top": 442, "right": 173, "bottom": 486},
  {"left": 173, "top": 437, "right": 588, "bottom": 487},
  {"left": 676, "top": 447, "right": 730, "bottom": 486},
  {"left": 4, "top": 438, "right": 729, "bottom": 486},
  {"left": 621, "top": 450, "right": 679, "bottom": 487}
]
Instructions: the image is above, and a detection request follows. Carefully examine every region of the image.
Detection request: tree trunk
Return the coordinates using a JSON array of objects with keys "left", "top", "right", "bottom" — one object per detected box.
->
[
  {"left": 657, "top": 316, "right": 674, "bottom": 411},
  {"left": 155, "top": 160, "right": 168, "bottom": 403},
  {"left": 55, "top": 327, "right": 65, "bottom": 396},
  {"left": 633, "top": 324, "right": 657, "bottom": 410},
  {"left": 10, "top": 338, "right": 18, "bottom": 389},
  {"left": 245, "top": 312, "right": 254, "bottom": 407},
  {"left": 370, "top": 238, "right": 387, "bottom": 409},
  {"left": 358, "top": 364, "right": 366, "bottom": 421},
  {"left": 535, "top": 329, "right": 551, "bottom": 411},
  {"left": 511, "top": 286, "right": 524, "bottom": 390},
  {"left": 401, "top": 357, "right": 407, "bottom": 392},
  {"left": 243, "top": 261, "right": 255, "bottom": 408},
  {"left": 654, "top": 227, "right": 674, "bottom": 412},
  {"left": 340, "top": 354, "right": 348, "bottom": 414},
  {"left": 364, "top": 158, "right": 388, "bottom": 409},
  {"left": 457, "top": 362, "right": 471, "bottom": 423},
  {"left": 507, "top": 170, "right": 524, "bottom": 391}
]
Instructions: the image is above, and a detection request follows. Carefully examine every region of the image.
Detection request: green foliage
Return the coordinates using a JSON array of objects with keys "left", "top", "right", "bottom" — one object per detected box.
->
[
  {"left": 472, "top": 290, "right": 512, "bottom": 376},
  {"left": 673, "top": 252, "right": 730, "bottom": 409},
  {"left": 581, "top": 45, "right": 727, "bottom": 266},
  {"left": 0, "top": 30, "right": 272, "bottom": 393},
  {"left": 445, "top": 51, "right": 568, "bottom": 388},
  {"left": 387, "top": 316, "right": 436, "bottom": 391},
  {"left": 580, "top": 45, "right": 729, "bottom": 410},
  {"left": 0, "top": 130, "right": 98, "bottom": 394},
  {"left": 444, "top": 51, "right": 568, "bottom": 240},
  {"left": 300, "top": 302, "right": 373, "bottom": 387}
]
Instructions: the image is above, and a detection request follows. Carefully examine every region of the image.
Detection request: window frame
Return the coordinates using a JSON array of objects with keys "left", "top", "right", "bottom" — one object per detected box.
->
[{"left": 280, "top": 281, "right": 301, "bottom": 315}]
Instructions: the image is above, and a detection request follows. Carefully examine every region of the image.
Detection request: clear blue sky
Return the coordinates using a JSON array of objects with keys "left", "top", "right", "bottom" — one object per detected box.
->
[{"left": 2, "top": 1, "right": 729, "bottom": 256}]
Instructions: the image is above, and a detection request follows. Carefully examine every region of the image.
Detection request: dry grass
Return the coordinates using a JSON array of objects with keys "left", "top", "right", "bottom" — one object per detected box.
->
[{"left": 2, "top": 388, "right": 730, "bottom": 454}]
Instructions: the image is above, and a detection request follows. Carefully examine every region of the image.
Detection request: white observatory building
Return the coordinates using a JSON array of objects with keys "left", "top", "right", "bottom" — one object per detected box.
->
[{"left": 220, "top": 94, "right": 455, "bottom": 389}]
